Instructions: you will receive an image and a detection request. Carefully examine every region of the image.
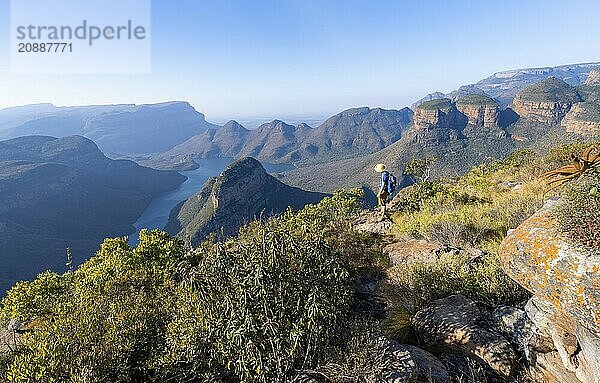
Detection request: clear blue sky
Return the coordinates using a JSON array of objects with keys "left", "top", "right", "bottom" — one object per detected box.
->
[{"left": 1, "top": 0, "right": 599, "bottom": 123}]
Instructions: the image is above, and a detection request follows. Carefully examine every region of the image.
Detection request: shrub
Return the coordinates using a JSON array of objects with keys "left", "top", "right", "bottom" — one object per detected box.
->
[
  {"left": 554, "top": 172, "right": 600, "bottom": 250},
  {"left": 541, "top": 145, "right": 600, "bottom": 194},
  {"left": 3, "top": 231, "right": 183, "bottom": 383},
  {"left": 387, "top": 250, "right": 528, "bottom": 313},
  {"left": 0, "top": 190, "right": 384, "bottom": 383}
]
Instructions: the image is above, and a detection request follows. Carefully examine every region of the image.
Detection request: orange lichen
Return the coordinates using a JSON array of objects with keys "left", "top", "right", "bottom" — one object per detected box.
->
[{"left": 499, "top": 205, "right": 600, "bottom": 335}]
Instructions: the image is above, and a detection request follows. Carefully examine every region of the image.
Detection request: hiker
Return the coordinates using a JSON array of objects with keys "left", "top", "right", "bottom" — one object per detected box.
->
[{"left": 374, "top": 163, "right": 396, "bottom": 219}]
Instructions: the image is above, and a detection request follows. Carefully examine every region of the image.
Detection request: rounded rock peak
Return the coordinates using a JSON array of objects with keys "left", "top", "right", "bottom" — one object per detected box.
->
[{"left": 585, "top": 69, "right": 600, "bottom": 86}]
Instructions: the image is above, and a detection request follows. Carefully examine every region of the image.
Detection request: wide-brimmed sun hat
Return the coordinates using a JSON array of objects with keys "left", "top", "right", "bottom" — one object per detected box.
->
[{"left": 374, "top": 163, "right": 386, "bottom": 172}]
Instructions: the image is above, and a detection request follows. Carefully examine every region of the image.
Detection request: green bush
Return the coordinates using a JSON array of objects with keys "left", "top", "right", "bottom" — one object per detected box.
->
[
  {"left": 554, "top": 172, "right": 600, "bottom": 250},
  {"left": 3, "top": 231, "right": 182, "bottom": 383},
  {"left": 387, "top": 250, "right": 528, "bottom": 312},
  {"left": 0, "top": 190, "right": 384, "bottom": 383}
]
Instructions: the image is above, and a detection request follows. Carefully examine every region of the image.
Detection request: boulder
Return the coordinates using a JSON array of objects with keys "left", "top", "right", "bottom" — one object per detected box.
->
[
  {"left": 0, "top": 319, "right": 25, "bottom": 353},
  {"left": 400, "top": 344, "right": 449, "bottom": 383},
  {"left": 353, "top": 211, "right": 394, "bottom": 235},
  {"left": 412, "top": 294, "right": 517, "bottom": 377},
  {"left": 370, "top": 340, "right": 449, "bottom": 383},
  {"left": 499, "top": 200, "right": 600, "bottom": 382},
  {"left": 384, "top": 239, "right": 442, "bottom": 266},
  {"left": 374, "top": 341, "right": 418, "bottom": 382}
]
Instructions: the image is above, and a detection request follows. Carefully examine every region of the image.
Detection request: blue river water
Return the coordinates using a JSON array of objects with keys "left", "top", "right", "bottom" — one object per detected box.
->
[{"left": 128, "top": 158, "right": 294, "bottom": 244}]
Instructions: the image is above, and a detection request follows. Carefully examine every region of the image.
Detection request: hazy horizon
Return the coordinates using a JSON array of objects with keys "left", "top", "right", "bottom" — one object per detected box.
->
[{"left": 2, "top": 0, "right": 600, "bottom": 121}]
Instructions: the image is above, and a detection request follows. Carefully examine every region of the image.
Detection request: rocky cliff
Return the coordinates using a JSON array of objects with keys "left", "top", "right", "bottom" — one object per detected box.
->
[
  {"left": 561, "top": 102, "right": 600, "bottom": 135},
  {"left": 499, "top": 200, "right": 600, "bottom": 382},
  {"left": 412, "top": 63, "right": 600, "bottom": 109},
  {"left": 561, "top": 71, "right": 600, "bottom": 136},
  {"left": 455, "top": 94, "right": 500, "bottom": 128},
  {"left": 512, "top": 77, "right": 582, "bottom": 125},
  {"left": 471, "top": 62, "right": 599, "bottom": 106},
  {"left": 413, "top": 99, "right": 467, "bottom": 130},
  {"left": 410, "top": 99, "right": 469, "bottom": 149},
  {"left": 585, "top": 69, "right": 600, "bottom": 86},
  {"left": 166, "top": 157, "right": 328, "bottom": 245}
]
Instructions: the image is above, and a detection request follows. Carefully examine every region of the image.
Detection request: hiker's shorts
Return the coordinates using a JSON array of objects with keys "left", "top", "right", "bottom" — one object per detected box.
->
[{"left": 378, "top": 191, "right": 389, "bottom": 206}]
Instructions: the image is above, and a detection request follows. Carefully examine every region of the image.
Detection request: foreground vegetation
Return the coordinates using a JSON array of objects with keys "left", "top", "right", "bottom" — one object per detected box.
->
[
  {"left": 0, "top": 191, "right": 386, "bottom": 382},
  {"left": 385, "top": 143, "right": 599, "bottom": 317},
  {"left": 1, "top": 142, "right": 598, "bottom": 382}
]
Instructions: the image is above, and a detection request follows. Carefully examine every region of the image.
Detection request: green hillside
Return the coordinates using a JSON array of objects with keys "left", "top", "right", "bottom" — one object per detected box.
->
[
  {"left": 166, "top": 157, "right": 328, "bottom": 245},
  {"left": 417, "top": 98, "right": 453, "bottom": 110},
  {"left": 515, "top": 77, "right": 582, "bottom": 103},
  {"left": 456, "top": 94, "right": 498, "bottom": 106},
  {"left": 0, "top": 136, "right": 185, "bottom": 293}
]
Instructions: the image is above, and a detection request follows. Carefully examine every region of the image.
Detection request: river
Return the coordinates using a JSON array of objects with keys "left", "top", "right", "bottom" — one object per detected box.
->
[{"left": 128, "top": 158, "right": 294, "bottom": 244}]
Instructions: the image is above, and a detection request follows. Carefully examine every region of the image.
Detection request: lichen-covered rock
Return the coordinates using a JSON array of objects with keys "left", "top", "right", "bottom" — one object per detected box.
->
[
  {"left": 370, "top": 341, "right": 449, "bottom": 383},
  {"left": 499, "top": 200, "right": 600, "bottom": 383},
  {"left": 412, "top": 294, "right": 517, "bottom": 377}
]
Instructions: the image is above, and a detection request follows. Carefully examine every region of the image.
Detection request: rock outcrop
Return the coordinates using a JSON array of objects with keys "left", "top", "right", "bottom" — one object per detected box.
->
[
  {"left": 412, "top": 294, "right": 517, "bottom": 377},
  {"left": 499, "top": 200, "right": 600, "bottom": 382},
  {"left": 585, "top": 69, "right": 600, "bottom": 86},
  {"left": 373, "top": 341, "right": 449, "bottom": 383},
  {"left": 455, "top": 94, "right": 499, "bottom": 128},
  {"left": 413, "top": 99, "right": 468, "bottom": 130},
  {"left": 411, "top": 99, "right": 468, "bottom": 148},
  {"left": 166, "top": 157, "right": 328, "bottom": 246},
  {"left": 561, "top": 102, "right": 600, "bottom": 135},
  {"left": 512, "top": 77, "right": 582, "bottom": 125}
]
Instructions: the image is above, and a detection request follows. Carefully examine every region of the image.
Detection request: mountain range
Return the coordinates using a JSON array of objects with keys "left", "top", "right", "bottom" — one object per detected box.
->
[
  {"left": 412, "top": 62, "right": 600, "bottom": 109},
  {"left": 0, "top": 102, "right": 217, "bottom": 156},
  {"left": 3, "top": 62, "right": 600, "bottom": 293},
  {"left": 0, "top": 135, "right": 185, "bottom": 293},
  {"left": 280, "top": 73, "right": 600, "bottom": 194},
  {"left": 147, "top": 107, "right": 414, "bottom": 169}
]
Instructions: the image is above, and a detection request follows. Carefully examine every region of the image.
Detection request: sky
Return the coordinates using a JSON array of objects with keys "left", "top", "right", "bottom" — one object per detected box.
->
[{"left": 1, "top": 0, "right": 600, "bottom": 124}]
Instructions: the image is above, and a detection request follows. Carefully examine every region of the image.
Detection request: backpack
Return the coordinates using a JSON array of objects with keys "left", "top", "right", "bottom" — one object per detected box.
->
[{"left": 387, "top": 173, "right": 397, "bottom": 193}]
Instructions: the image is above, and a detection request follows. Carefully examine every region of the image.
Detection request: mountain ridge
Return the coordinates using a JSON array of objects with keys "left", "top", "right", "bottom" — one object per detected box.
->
[
  {"left": 148, "top": 106, "right": 413, "bottom": 169},
  {"left": 0, "top": 102, "right": 218, "bottom": 155}
]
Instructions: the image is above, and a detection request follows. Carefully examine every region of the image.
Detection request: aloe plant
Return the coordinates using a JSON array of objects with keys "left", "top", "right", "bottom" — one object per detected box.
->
[{"left": 541, "top": 145, "right": 600, "bottom": 194}]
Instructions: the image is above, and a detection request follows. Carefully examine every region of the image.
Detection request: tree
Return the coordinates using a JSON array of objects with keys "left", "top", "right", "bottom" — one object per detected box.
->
[{"left": 403, "top": 156, "right": 439, "bottom": 183}]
